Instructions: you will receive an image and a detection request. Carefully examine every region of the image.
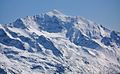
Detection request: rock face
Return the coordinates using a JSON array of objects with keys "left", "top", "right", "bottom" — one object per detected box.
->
[{"left": 0, "top": 10, "right": 120, "bottom": 74}]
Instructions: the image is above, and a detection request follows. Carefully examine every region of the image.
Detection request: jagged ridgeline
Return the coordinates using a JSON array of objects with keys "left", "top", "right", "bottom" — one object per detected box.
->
[{"left": 0, "top": 10, "right": 120, "bottom": 74}]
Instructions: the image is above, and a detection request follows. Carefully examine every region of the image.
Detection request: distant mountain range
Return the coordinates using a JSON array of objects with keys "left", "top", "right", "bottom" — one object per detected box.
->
[{"left": 0, "top": 10, "right": 120, "bottom": 74}]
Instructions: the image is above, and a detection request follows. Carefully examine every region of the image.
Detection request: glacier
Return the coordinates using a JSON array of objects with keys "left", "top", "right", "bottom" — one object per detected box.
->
[{"left": 0, "top": 10, "right": 120, "bottom": 74}]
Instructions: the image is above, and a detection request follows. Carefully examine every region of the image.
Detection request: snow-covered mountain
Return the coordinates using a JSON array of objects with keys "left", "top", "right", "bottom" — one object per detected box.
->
[{"left": 0, "top": 10, "right": 120, "bottom": 74}]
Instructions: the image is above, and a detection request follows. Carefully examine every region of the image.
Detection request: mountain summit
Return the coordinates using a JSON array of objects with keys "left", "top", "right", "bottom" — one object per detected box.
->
[
  {"left": 0, "top": 10, "right": 120, "bottom": 74},
  {"left": 46, "top": 9, "right": 64, "bottom": 15}
]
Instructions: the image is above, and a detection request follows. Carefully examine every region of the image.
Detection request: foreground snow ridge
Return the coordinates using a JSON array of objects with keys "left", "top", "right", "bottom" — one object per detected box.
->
[{"left": 0, "top": 10, "right": 120, "bottom": 74}]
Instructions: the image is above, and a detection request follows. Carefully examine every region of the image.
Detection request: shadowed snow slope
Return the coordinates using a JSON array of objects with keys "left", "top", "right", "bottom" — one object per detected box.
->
[{"left": 0, "top": 10, "right": 120, "bottom": 74}]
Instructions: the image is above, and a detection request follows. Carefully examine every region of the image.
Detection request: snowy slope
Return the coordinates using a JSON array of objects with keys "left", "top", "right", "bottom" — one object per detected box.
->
[{"left": 0, "top": 10, "right": 120, "bottom": 74}]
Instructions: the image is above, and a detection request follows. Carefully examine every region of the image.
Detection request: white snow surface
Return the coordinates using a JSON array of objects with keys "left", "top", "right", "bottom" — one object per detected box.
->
[{"left": 0, "top": 10, "right": 120, "bottom": 74}]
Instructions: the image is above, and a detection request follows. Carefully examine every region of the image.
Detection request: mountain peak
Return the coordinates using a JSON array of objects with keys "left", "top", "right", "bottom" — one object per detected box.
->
[
  {"left": 45, "top": 9, "right": 65, "bottom": 17},
  {"left": 0, "top": 10, "right": 120, "bottom": 74},
  {"left": 51, "top": 9, "right": 63, "bottom": 14}
]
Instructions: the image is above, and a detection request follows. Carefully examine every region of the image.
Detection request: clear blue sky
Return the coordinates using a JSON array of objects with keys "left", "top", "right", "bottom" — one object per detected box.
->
[{"left": 0, "top": 0, "right": 120, "bottom": 31}]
